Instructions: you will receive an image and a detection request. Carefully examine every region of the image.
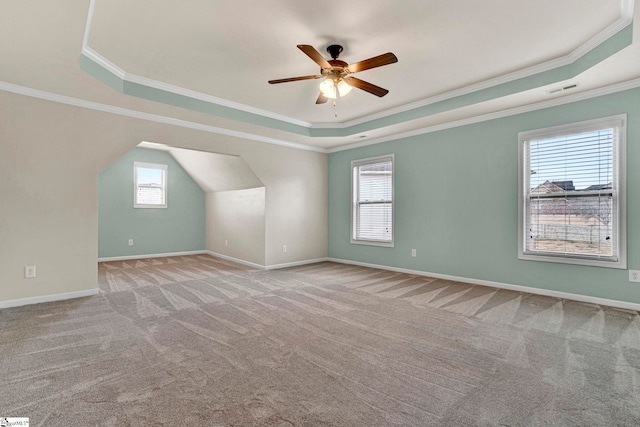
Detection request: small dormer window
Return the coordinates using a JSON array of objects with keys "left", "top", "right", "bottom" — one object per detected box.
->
[{"left": 134, "top": 162, "right": 167, "bottom": 208}]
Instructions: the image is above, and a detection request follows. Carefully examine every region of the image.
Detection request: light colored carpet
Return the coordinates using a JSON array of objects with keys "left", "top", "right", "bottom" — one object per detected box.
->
[{"left": 2, "top": 255, "right": 640, "bottom": 426}]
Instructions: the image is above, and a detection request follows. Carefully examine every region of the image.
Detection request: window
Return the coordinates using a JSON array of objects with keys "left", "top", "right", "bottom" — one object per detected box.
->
[
  {"left": 518, "top": 115, "right": 626, "bottom": 268},
  {"left": 351, "top": 154, "right": 394, "bottom": 246},
  {"left": 134, "top": 162, "right": 167, "bottom": 208}
]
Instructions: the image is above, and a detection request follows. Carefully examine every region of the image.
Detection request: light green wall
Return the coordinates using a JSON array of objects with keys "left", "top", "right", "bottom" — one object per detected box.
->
[
  {"left": 329, "top": 88, "right": 640, "bottom": 304},
  {"left": 98, "top": 147, "right": 205, "bottom": 258}
]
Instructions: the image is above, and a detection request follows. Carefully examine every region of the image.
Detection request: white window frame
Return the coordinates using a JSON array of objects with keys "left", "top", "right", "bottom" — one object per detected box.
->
[
  {"left": 134, "top": 161, "right": 168, "bottom": 209},
  {"left": 351, "top": 154, "right": 395, "bottom": 247},
  {"left": 518, "top": 115, "right": 626, "bottom": 269}
]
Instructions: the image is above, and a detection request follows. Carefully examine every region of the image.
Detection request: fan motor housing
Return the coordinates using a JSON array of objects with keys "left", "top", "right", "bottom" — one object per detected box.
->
[
  {"left": 321, "top": 60, "right": 349, "bottom": 79},
  {"left": 326, "top": 44, "right": 344, "bottom": 59}
]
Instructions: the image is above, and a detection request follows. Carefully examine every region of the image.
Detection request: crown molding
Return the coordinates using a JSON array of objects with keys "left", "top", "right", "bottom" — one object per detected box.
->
[
  {"left": 81, "top": 46, "right": 311, "bottom": 128},
  {"left": 0, "top": 81, "right": 325, "bottom": 153},
  {"left": 4, "top": 77, "right": 640, "bottom": 155},
  {"left": 123, "top": 71, "right": 312, "bottom": 128},
  {"left": 5, "top": 78, "right": 640, "bottom": 154},
  {"left": 82, "top": 46, "right": 126, "bottom": 79},
  {"left": 326, "top": 78, "right": 640, "bottom": 153},
  {"left": 333, "top": 14, "right": 633, "bottom": 129},
  {"left": 82, "top": 0, "right": 634, "bottom": 135},
  {"left": 82, "top": 0, "right": 96, "bottom": 48}
]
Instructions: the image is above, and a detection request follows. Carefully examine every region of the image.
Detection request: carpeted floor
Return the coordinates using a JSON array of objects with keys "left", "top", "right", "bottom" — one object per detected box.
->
[{"left": 2, "top": 254, "right": 640, "bottom": 426}]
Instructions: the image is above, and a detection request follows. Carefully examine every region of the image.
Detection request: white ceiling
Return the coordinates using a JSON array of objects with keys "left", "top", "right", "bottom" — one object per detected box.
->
[
  {"left": 1, "top": 0, "right": 638, "bottom": 151},
  {"left": 139, "top": 142, "right": 264, "bottom": 193}
]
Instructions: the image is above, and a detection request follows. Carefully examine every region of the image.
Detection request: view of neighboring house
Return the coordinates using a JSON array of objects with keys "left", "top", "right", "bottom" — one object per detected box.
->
[{"left": 531, "top": 180, "right": 576, "bottom": 193}]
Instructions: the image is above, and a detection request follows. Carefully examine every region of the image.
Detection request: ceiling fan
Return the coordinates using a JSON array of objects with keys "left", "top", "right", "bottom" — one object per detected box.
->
[{"left": 268, "top": 44, "right": 398, "bottom": 104}]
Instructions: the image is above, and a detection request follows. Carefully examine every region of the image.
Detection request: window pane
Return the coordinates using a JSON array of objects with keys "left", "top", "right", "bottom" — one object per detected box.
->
[
  {"left": 358, "top": 162, "right": 392, "bottom": 201},
  {"left": 357, "top": 202, "right": 392, "bottom": 241},
  {"left": 137, "top": 167, "right": 163, "bottom": 186},
  {"left": 521, "top": 117, "right": 622, "bottom": 264},
  {"left": 526, "top": 195, "right": 613, "bottom": 257},
  {"left": 352, "top": 156, "right": 393, "bottom": 245},
  {"left": 135, "top": 163, "right": 167, "bottom": 207},
  {"left": 137, "top": 185, "right": 164, "bottom": 205},
  {"left": 529, "top": 129, "right": 613, "bottom": 192}
]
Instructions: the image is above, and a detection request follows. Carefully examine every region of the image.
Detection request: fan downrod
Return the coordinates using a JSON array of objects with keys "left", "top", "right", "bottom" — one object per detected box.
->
[{"left": 326, "top": 44, "right": 343, "bottom": 60}]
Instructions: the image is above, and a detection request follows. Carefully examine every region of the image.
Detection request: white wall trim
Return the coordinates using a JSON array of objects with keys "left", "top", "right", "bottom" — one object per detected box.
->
[
  {"left": 204, "top": 251, "right": 329, "bottom": 270},
  {"left": 327, "top": 77, "right": 640, "bottom": 153},
  {"left": 81, "top": 0, "right": 97, "bottom": 51},
  {"left": 81, "top": 0, "right": 633, "bottom": 132},
  {"left": 4, "top": 76, "right": 640, "bottom": 155},
  {"left": 81, "top": 0, "right": 309, "bottom": 129},
  {"left": 622, "top": 0, "right": 636, "bottom": 21},
  {"left": 264, "top": 257, "right": 330, "bottom": 270},
  {"left": 83, "top": 46, "right": 126, "bottom": 79},
  {"left": 124, "top": 72, "right": 311, "bottom": 128},
  {"left": 315, "top": 9, "right": 634, "bottom": 129},
  {"left": 0, "top": 289, "right": 100, "bottom": 309},
  {"left": 0, "top": 81, "right": 325, "bottom": 154},
  {"left": 205, "top": 251, "right": 266, "bottom": 270},
  {"left": 98, "top": 251, "right": 323, "bottom": 271},
  {"left": 327, "top": 257, "right": 640, "bottom": 312},
  {"left": 98, "top": 250, "right": 207, "bottom": 262}
]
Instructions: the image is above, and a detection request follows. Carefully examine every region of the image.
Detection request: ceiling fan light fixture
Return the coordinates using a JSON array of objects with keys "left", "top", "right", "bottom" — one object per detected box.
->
[
  {"left": 337, "top": 79, "right": 352, "bottom": 96},
  {"left": 319, "top": 78, "right": 352, "bottom": 99},
  {"left": 319, "top": 78, "right": 335, "bottom": 97},
  {"left": 269, "top": 44, "right": 397, "bottom": 104}
]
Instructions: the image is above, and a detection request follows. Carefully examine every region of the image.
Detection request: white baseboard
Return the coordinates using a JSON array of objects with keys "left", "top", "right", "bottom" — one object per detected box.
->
[
  {"left": 98, "top": 249, "right": 327, "bottom": 271},
  {"left": 0, "top": 288, "right": 100, "bottom": 309},
  {"left": 205, "top": 251, "right": 266, "bottom": 269},
  {"left": 265, "top": 257, "right": 329, "bottom": 270},
  {"left": 327, "top": 257, "right": 640, "bottom": 312},
  {"left": 98, "top": 250, "right": 207, "bottom": 262},
  {"left": 205, "top": 251, "right": 329, "bottom": 271}
]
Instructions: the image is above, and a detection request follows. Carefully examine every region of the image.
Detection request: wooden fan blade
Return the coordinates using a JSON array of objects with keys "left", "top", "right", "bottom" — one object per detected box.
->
[
  {"left": 268, "top": 75, "right": 322, "bottom": 84},
  {"left": 347, "top": 52, "right": 398, "bottom": 73},
  {"left": 316, "top": 93, "right": 328, "bottom": 104},
  {"left": 343, "top": 77, "right": 389, "bottom": 97},
  {"left": 297, "top": 45, "right": 331, "bottom": 69}
]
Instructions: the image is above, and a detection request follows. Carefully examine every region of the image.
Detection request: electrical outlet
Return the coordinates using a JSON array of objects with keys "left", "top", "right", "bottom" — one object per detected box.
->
[
  {"left": 283, "top": 245, "right": 287, "bottom": 253},
  {"left": 225, "top": 239, "right": 228, "bottom": 246},
  {"left": 411, "top": 249, "right": 417, "bottom": 257},
  {"left": 128, "top": 239, "right": 134, "bottom": 246},
  {"left": 630, "top": 270, "right": 640, "bottom": 282},
  {"left": 25, "top": 265, "right": 36, "bottom": 278}
]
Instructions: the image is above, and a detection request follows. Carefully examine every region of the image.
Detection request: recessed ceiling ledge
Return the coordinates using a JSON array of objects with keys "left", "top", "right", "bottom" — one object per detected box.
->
[{"left": 78, "top": 0, "right": 634, "bottom": 139}]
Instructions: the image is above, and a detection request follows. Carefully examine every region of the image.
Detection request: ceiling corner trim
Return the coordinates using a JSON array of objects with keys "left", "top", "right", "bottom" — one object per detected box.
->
[
  {"left": 326, "top": 77, "right": 640, "bottom": 154},
  {"left": 335, "top": 15, "right": 634, "bottom": 131},
  {"left": 81, "top": 47, "right": 125, "bottom": 79},
  {"left": 81, "top": 0, "right": 311, "bottom": 135},
  {"left": 316, "top": 22, "right": 634, "bottom": 138},
  {"left": 78, "top": 0, "right": 634, "bottom": 141},
  {"left": 622, "top": 0, "right": 635, "bottom": 19},
  {"left": 80, "top": 45, "right": 313, "bottom": 137},
  {"left": 122, "top": 72, "right": 311, "bottom": 128},
  {"left": 0, "top": 81, "right": 326, "bottom": 154},
  {"left": 82, "top": 0, "right": 97, "bottom": 49},
  {"left": 569, "top": 11, "right": 633, "bottom": 60}
]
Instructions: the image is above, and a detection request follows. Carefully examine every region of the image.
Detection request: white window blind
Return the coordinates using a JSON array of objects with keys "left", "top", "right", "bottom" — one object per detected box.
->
[
  {"left": 134, "top": 162, "right": 167, "bottom": 208},
  {"left": 351, "top": 155, "right": 394, "bottom": 246},
  {"left": 519, "top": 115, "right": 626, "bottom": 268}
]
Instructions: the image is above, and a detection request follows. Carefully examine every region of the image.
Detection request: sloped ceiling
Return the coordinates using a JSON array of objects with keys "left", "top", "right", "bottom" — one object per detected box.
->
[
  {"left": 139, "top": 142, "right": 264, "bottom": 193},
  {"left": 1, "top": 0, "right": 638, "bottom": 152}
]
